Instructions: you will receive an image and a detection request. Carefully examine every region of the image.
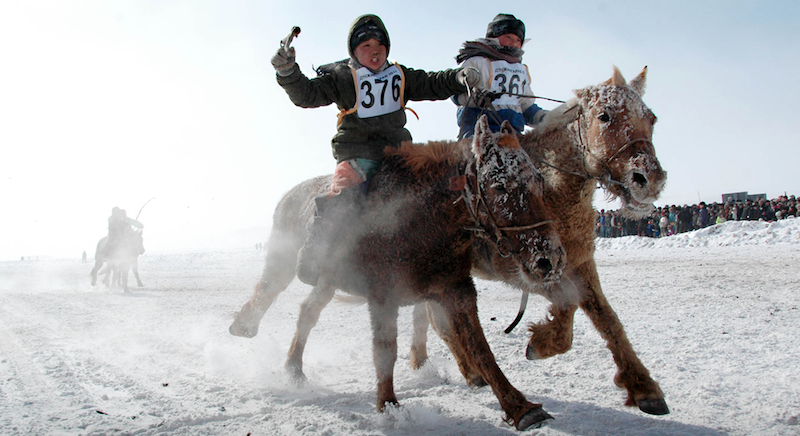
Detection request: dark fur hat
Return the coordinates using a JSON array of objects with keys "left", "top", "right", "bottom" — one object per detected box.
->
[{"left": 486, "top": 14, "right": 525, "bottom": 41}]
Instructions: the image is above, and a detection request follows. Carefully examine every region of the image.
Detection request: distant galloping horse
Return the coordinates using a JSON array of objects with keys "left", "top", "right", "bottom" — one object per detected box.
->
[
  {"left": 410, "top": 66, "right": 670, "bottom": 415},
  {"left": 91, "top": 230, "right": 145, "bottom": 292},
  {"left": 232, "top": 117, "right": 566, "bottom": 430}
]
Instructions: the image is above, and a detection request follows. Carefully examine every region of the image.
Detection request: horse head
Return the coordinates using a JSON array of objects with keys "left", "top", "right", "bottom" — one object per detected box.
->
[
  {"left": 134, "top": 229, "right": 145, "bottom": 255},
  {"left": 466, "top": 116, "right": 565, "bottom": 285},
  {"left": 574, "top": 66, "right": 667, "bottom": 215}
]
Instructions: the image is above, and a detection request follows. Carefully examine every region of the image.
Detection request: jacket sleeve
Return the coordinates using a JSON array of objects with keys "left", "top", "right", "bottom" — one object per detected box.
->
[
  {"left": 453, "top": 57, "right": 492, "bottom": 106},
  {"left": 276, "top": 65, "right": 347, "bottom": 109},
  {"left": 523, "top": 103, "right": 549, "bottom": 126},
  {"left": 400, "top": 65, "right": 467, "bottom": 103}
]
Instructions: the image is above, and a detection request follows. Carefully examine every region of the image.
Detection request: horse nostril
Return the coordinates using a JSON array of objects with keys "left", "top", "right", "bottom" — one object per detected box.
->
[
  {"left": 632, "top": 172, "right": 647, "bottom": 187},
  {"left": 536, "top": 258, "right": 552, "bottom": 276}
]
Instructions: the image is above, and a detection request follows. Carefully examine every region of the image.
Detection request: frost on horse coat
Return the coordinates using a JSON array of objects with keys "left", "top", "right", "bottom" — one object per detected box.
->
[
  {"left": 232, "top": 117, "right": 565, "bottom": 430},
  {"left": 413, "top": 66, "right": 670, "bottom": 415}
]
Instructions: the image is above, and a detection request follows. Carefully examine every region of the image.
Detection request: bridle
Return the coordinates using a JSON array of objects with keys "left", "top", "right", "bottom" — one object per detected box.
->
[
  {"left": 531, "top": 103, "right": 655, "bottom": 192},
  {"left": 455, "top": 154, "right": 552, "bottom": 259}
]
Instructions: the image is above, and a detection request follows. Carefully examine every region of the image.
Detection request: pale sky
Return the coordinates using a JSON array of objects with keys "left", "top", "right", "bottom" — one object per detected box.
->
[{"left": 1, "top": 1, "right": 798, "bottom": 260}]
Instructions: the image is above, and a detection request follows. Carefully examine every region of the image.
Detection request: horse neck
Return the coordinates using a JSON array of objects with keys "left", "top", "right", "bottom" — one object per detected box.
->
[{"left": 524, "top": 114, "right": 596, "bottom": 212}]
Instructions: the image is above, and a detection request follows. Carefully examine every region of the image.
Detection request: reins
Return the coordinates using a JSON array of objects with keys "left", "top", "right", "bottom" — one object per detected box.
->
[{"left": 457, "top": 158, "right": 552, "bottom": 259}]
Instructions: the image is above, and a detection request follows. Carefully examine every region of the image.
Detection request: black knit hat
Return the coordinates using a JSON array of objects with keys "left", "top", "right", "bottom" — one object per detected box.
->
[
  {"left": 486, "top": 14, "right": 525, "bottom": 41},
  {"left": 350, "top": 22, "right": 389, "bottom": 55}
]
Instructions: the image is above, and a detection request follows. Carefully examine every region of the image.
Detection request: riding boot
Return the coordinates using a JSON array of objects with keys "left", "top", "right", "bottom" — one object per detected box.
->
[{"left": 296, "top": 186, "right": 364, "bottom": 286}]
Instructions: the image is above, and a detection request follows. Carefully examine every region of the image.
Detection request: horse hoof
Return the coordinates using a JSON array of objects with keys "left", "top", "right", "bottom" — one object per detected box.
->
[
  {"left": 228, "top": 323, "right": 257, "bottom": 338},
  {"left": 637, "top": 398, "right": 670, "bottom": 415},
  {"left": 285, "top": 363, "right": 307, "bottom": 386},
  {"left": 467, "top": 375, "right": 487, "bottom": 388},
  {"left": 525, "top": 343, "right": 540, "bottom": 360},
  {"left": 516, "top": 406, "right": 553, "bottom": 430}
]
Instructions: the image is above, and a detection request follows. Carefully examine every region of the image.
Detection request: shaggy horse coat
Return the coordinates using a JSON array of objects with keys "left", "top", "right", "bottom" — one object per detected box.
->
[
  {"left": 411, "top": 66, "right": 670, "bottom": 415},
  {"left": 232, "top": 117, "right": 565, "bottom": 430}
]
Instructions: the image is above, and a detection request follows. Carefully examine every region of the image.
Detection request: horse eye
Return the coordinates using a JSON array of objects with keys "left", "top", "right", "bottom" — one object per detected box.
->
[{"left": 599, "top": 112, "right": 611, "bottom": 123}]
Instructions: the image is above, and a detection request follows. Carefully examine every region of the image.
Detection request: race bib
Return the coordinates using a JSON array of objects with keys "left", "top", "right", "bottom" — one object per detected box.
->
[
  {"left": 489, "top": 60, "right": 531, "bottom": 106},
  {"left": 355, "top": 65, "right": 403, "bottom": 118}
]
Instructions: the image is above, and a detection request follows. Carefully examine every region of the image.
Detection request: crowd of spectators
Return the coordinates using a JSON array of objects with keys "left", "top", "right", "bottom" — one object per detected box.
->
[{"left": 596, "top": 194, "right": 799, "bottom": 238}]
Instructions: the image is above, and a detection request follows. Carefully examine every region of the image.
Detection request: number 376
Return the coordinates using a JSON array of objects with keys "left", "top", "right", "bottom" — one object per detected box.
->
[{"left": 361, "top": 75, "right": 402, "bottom": 108}]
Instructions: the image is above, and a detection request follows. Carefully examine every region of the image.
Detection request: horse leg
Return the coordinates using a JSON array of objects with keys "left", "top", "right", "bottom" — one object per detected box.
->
[
  {"left": 121, "top": 267, "right": 130, "bottom": 293},
  {"left": 108, "top": 266, "right": 116, "bottom": 288},
  {"left": 409, "top": 303, "right": 429, "bottom": 370},
  {"left": 424, "top": 301, "right": 485, "bottom": 387},
  {"left": 436, "top": 280, "right": 552, "bottom": 430},
  {"left": 103, "top": 265, "right": 112, "bottom": 287},
  {"left": 285, "top": 282, "right": 336, "bottom": 383},
  {"left": 133, "top": 259, "right": 143, "bottom": 287},
  {"left": 526, "top": 301, "right": 577, "bottom": 360},
  {"left": 90, "top": 260, "right": 103, "bottom": 286},
  {"left": 368, "top": 299, "right": 399, "bottom": 411},
  {"left": 230, "top": 231, "right": 301, "bottom": 338},
  {"left": 575, "top": 259, "right": 669, "bottom": 415}
]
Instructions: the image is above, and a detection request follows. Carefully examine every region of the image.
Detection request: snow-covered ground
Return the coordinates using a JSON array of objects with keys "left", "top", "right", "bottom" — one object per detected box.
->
[{"left": 1, "top": 219, "right": 799, "bottom": 435}]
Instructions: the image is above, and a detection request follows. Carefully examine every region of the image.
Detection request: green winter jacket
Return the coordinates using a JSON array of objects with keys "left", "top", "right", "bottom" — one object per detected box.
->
[{"left": 276, "top": 15, "right": 466, "bottom": 163}]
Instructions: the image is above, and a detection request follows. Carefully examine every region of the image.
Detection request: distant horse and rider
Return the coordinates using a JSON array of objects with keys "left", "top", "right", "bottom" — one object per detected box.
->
[{"left": 90, "top": 206, "right": 146, "bottom": 293}]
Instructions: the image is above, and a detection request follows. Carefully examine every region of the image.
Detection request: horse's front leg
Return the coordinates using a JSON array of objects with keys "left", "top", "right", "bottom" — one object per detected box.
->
[
  {"left": 425, "top": 301, "right": 485, "bottom": 387},
  {"left": 409, "top": 303, "right": 429, "bottom": 370},
  {"left": 575, "top": 259, "right": 669, "bottom": 415},
  {"left": 103, "top": 266, "right": 112, "bottom": 287},
  {"left": 120, "top": 268, "right": 130, "bottom": 293},
  {"left": 437, "top": 280, "right": 552, "bottom": 430},
  {"left": 526, "top": 300, "right": 577, "bottom": 360},
  {"left": 368, "top": 299, "right": 399, "bottom": 411},
  {"left": 285, "top": 281, "right": 336, "bottom": 383},
  {"left": 133, "top": 260, "right": 143, "bottom": 287}
]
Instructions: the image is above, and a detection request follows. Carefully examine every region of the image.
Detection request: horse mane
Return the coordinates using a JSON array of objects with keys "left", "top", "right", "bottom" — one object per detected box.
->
[
  {"left": 384, "top": 140, "right": 462, "bottom": 178},
  {"left": 533, "top": 98, "right": 581, "bottom": 138}
]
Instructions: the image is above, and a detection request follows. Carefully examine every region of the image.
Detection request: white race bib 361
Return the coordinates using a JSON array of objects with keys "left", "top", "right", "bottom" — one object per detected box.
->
[{"left": 489, "top": 60, "right": 531, "bottom": 106}]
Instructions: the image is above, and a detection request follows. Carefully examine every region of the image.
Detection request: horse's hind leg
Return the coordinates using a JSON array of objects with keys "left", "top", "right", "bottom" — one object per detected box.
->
[
  {"left": 368, "top": 300, "right": 399, "bottom": 411},
  {"left": 285, "top": 282, "right": 335, "bottom": 383},
  {"left": 409, "top": 303, "right": 429, "bottom": 370},
  {"left": 230, "top": 230, "right": 300, "bottom": 338},
  {"left": 576, "top": 260, "right": 669, "bottom": 415},
  {"left": 435, "top": 280, "right": 552, "bottom": 430}
]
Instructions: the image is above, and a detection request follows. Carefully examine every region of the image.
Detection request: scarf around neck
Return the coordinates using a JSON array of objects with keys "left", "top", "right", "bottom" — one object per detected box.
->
[{"left": 455, "top": 38, "right": 524, "bottom": 64}]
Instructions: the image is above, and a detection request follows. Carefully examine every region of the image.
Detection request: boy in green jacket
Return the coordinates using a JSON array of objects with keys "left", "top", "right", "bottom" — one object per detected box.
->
[{"left": 271, "top": 14, "right": 480, "bottom": 286}]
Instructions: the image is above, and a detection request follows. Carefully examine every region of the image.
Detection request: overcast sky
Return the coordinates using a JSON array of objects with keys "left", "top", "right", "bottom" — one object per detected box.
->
[{"left": 1, "top": 1, "right": 798, "bottom": 260}]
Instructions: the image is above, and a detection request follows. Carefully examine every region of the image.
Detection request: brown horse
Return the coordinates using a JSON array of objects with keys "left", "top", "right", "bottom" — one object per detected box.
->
[
  {"left": 90, "top": 230, "right": 145, "bottom": 292},
  {"left": 231, "top": 117, "right": 566, "bottom": 430},
  {"left": 410, "top": 66, "right": 669, "bottom": 415}
]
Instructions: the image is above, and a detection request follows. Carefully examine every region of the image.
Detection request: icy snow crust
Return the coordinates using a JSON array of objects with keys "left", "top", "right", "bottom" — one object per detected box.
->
[{"left": 1, "top": 219, "right": 799, "bottom": 435}]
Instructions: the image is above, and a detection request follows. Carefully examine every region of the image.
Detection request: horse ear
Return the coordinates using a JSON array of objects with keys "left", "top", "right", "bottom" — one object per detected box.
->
[
  {"left": 473, "top": 115, "right": 490, "bottom": 155},
  {"left": 609, "top": 65, "right": 626, "bottom": 87},
  {"left": 628, "top": 66, "right": 647, "bottom": 96},
  {"left": 500, "top": 120, "right": 514, "bottom": 135}
]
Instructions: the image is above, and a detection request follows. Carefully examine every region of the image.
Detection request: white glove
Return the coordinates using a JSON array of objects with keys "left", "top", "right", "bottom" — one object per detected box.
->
[
  {"left": 271, "top": 46, "right": 296, "bottom": 76},
  {"left": 457, "top": 67, "right": 482, "bottom": 88}
]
